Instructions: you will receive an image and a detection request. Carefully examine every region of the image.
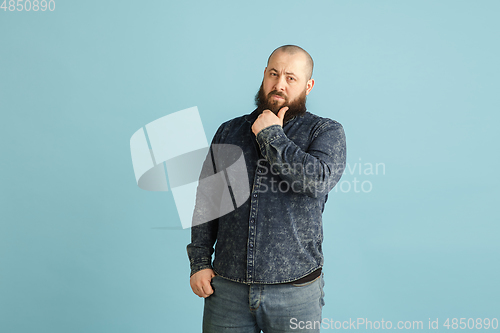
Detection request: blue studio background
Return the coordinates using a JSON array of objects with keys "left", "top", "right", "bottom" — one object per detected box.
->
[{"left": 1, "top": 1, "right": 499, "bottom": 332}]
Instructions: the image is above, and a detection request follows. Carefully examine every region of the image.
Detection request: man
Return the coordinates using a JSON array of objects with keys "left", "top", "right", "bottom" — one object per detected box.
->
[{"left": 187, "top": 45, "right": 346, "bottom": 333}]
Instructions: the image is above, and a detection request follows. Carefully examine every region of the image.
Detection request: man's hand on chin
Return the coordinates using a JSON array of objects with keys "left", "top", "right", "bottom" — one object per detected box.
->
[{"left": 251, "top": 106, "right": 288, "bottom": 136}]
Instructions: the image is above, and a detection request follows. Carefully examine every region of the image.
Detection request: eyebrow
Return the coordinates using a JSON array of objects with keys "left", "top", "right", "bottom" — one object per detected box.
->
[{"left": 269, "top": 68, "right": 297, "bottom": 77}]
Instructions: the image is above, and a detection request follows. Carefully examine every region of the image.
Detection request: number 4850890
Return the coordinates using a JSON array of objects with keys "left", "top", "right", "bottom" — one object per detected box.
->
[{"left": 1, "top": 0, "right": 55, "bottom": 11}]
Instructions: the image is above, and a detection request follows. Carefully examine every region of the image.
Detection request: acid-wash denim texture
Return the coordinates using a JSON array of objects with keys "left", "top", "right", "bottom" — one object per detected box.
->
[{"left": 187, "top": 109, "right": 346, "bottom": 284}]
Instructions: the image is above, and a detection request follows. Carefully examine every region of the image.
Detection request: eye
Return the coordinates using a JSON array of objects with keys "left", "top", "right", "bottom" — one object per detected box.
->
[
  {"left": 288, "top": 76, "right": 295, "bottom": 81},
  {"left": 270, "top": 72, "right": 277, "bottom": 76}
]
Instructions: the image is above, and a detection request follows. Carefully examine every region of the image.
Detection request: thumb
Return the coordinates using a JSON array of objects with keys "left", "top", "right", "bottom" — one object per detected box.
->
[
  {"left": 204, "top": 280, "right": 214, "bottom": 295},
  {"left": 277, "top": 106, "right": 289, "bottom": 122}
]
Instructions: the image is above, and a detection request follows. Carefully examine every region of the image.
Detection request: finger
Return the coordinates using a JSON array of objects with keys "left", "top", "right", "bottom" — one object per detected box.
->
[
  {"left": 194, "top": 283, "right": 206, "bottom": 297},
  {"left": 193, "top": 287, "right": 203, "bottom": 297},
  {"left": 191, "top": 280, "right": 207, "bottom": 297},
  {"left": 196, "top": 286, "right": 208, "bottom": 298},
  {"left": 277, "top": 106, "right": 289, "bottom": 121},
  {"left": 192, "top": 284, "right": 203, "bottom": 297},
  {"left": 202, "top": 280, "right": 214, "bottom": 295},
  {"left": 198, "top": 286, "right": 207, "bottom": 298}
]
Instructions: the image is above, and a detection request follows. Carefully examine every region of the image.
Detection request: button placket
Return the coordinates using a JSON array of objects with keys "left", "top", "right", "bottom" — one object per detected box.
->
[{"left": 246, "top": 163, "right": 265, "bottom": 283}]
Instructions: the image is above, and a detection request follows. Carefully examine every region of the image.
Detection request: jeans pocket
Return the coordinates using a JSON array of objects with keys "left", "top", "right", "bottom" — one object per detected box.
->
[{"left": 210, "top": 275, "right": 220, "bottom": 292}]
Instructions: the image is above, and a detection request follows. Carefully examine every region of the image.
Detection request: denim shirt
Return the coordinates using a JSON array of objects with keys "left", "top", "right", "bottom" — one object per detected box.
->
[{"left": 187, "top": 109, "right": 346, "bottom": 284}]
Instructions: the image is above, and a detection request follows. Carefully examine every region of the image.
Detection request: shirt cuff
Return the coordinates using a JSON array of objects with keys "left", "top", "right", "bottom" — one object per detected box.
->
[
  {"left": 189, "top": 258, "right": 213, "bottom": 277},
  {"left": 255, "top": 125, "right": 286, "bottom": 154}
]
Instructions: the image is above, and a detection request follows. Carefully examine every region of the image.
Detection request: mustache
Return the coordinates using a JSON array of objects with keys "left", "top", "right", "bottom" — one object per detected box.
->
[{"left": 268, "top": 90, "right": 287, "bottom": 100}]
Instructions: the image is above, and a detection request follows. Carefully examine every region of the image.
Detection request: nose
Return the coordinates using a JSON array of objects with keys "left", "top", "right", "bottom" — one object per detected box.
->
[{"left": 273, "top": 75, "right": 287, "bottom": 92}]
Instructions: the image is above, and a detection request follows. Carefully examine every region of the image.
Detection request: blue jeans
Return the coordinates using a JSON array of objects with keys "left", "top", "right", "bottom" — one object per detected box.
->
[{"left": 203, "top": 274, "right": 325, "bottom": 333}]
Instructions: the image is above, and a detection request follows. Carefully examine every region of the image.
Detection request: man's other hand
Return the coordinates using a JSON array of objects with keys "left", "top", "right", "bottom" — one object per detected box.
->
[
  {"left": 252, "top": 106, "right": 288, "bottom": 135},
  {"left": 190, "top": 268, "right": 216, "bottom": 298}
]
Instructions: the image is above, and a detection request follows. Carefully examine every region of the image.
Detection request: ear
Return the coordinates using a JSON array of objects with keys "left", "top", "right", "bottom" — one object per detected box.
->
[
  {"left": 264, "top": 67, "right": 267, "bottom": 75},
  {"left": 305, "top": 79, "right": 315, "bottom": 95}
]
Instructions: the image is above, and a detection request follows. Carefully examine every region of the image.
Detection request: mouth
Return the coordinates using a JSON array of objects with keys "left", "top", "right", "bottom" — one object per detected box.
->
[{"left": 271, "top": 94, "right": 285, "bottom": 100}]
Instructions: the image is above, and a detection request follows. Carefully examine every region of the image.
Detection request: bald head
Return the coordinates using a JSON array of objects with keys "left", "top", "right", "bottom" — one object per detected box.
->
[{"left": 267, "top": 45, "right": 314, "bottom": 80}]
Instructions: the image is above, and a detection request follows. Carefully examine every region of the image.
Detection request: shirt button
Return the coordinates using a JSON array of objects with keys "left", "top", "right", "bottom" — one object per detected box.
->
[
  {"left": 249, "top": 243, "right": 254, "bottom": 248},
  {"left": 253, "top": 193, "right": 257, "bottom": 198}
]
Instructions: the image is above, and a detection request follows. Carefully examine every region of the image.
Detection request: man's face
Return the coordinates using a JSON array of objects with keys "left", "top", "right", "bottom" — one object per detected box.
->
[{"left": 255, "top": 50, "right": 314, "bottom": 122}]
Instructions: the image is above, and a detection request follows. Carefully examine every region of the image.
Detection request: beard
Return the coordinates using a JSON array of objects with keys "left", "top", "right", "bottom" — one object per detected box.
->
[{"left": 254, "top": 83, "right": 307, "bottom": 124}]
